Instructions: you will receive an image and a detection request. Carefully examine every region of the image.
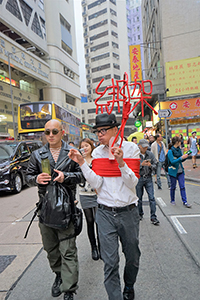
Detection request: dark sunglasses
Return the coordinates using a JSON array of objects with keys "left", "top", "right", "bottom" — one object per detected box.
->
[
  {"left": 93, "top": 127, "right": 113, "bottom": 135},
  {"left": 44, "top": 128, "right": 62, "bottom": 135}
]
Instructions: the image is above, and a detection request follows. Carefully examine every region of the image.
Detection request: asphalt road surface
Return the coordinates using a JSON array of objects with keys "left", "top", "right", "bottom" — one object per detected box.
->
[{"left": 0, "top": 178, "right": 200, "bottom": 300}]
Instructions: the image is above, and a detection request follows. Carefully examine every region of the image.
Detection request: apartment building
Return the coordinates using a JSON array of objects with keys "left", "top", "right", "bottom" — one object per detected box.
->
[
  {"left": 81, "top": 0, "right": 136, "bottom": 136},
  {"left": 142, "top": 0, "right": 200, "bottom": 136}
]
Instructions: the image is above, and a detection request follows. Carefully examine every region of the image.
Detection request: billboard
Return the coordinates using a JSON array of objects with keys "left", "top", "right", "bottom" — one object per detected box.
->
[
  {"left": 153, "top": 97, "right": 200, "bottom": 125},
  {"left": 166, "top": 57, "right": 200, "bottom": 97},
  {"left": 129, "top": 45, "right": 142, "bottom": 82}
]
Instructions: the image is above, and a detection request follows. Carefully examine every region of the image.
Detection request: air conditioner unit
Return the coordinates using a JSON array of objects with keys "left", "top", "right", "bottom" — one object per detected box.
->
[{"left": 90, "top": 41, "right": 93, "bottom": 45}]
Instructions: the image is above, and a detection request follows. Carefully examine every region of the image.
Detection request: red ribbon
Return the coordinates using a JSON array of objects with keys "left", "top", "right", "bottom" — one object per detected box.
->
[{"left": 92, "top": 158, "right": 140, "bottom": 178}]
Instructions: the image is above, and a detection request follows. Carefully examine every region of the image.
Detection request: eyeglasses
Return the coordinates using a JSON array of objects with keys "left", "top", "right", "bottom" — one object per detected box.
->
[
  {"left": 94, "top": 127, "right": 113, "bottom": 135},
  {"left": 44, "top": 128, "right": 62, "bottom": 135}
]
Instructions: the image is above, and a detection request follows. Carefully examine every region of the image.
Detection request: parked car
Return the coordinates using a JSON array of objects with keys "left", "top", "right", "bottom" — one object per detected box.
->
[{"left": 0, "top": 140, "right": 42, "bottom": 193}]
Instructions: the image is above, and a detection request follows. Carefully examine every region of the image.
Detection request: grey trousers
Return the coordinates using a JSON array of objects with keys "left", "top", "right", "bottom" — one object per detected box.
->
[
  {"left": 39, "top": 221, "right": 78, "bottom": 293},
  {"left": 96, "top": 205, "right": 141, "bottom": 300}
]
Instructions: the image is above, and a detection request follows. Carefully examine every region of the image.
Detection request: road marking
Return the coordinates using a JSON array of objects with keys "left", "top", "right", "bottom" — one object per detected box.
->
[
  {"left": 171, "top": 216, "right": 187, "bottom": 234},
  {"left": 185, "top": 182, "right": 200, "bottom": 187},
  {"left": 172, "top": 215, "right": 200, "bottom": 218},
  {"left": 156, "top": 197, "right": 167, "bottom": 207}
]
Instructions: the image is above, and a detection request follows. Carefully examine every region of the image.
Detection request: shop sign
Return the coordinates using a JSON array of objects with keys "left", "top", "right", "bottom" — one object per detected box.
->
[{"left": 166, "top": 57, "right": 200, "bottom": 97}]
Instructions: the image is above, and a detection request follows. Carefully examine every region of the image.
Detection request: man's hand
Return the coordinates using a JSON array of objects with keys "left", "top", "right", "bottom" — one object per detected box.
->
[
  {"left": 111, "top": 147, "right": 125, "bottom": 168},
  {"left": 142, "top": 160, "right": 151, "bottom": 167},
  {"left": 68, "top": 149, "right": 85, "bottom": 166},
  {"left": 37, "top": 173, "right": 51, "bottom": 185},
  {"left": 53, "top": 169, "right": 64, "bottom": 183}
]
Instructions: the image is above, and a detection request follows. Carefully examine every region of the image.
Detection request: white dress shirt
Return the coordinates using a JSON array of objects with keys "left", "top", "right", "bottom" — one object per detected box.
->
[{"left": 80, "top": 139, "right": 140, "bottom": 207}]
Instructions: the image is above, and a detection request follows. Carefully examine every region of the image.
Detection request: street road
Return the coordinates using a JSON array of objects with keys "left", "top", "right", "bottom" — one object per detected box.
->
[{"left": 0, "top": 179, "right": 200, "bottom": 300}]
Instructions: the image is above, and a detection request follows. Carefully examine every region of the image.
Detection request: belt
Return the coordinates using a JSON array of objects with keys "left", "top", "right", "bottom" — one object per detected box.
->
[{"left": 98, "top": 203, "right": 136, "bottom": 213}]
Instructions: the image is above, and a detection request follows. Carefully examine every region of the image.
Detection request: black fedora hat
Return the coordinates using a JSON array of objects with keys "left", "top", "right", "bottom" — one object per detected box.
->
[{"left": 93, "top": 113, "right": 120, "bottom": 129}]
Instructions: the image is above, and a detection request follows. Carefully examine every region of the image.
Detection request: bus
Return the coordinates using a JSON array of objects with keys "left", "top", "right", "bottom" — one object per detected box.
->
[{"left": 18, "top": 101, "right": 81, "bottom": 146}]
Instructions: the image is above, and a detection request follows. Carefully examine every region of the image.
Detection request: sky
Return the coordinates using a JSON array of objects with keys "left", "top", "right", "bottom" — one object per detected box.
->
[{"left": 73, "top": 0, "right": 87, "bottom": 94}]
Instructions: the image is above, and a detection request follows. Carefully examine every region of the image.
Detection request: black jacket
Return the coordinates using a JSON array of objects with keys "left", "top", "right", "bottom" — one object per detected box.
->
[{"left": 26, "top": 140, "right": 85, "bottom": 201}]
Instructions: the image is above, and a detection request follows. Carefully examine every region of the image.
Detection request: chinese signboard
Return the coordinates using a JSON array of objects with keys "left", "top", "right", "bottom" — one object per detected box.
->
[
  {"left": 166, "top": 57, "right": 200, "bottom": 97},
  {"left": 129, "top": 45, "right": 142, "bottom": 82},
  {"left": 153, "top": 97, "right": 200, "bottom": 125}
]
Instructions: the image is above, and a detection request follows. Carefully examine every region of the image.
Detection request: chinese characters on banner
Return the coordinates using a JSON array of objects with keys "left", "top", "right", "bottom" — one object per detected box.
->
[
  {"left": 153, "top": 97, "right": 200, "bottom": 125},
  {"left": 129, "top": 45, "right": 142, "bottom": 82},
  {"left": 165, "top": 57, "right": 200, "bottom": 97},
  {"left": 95, "top": 72, "right": 157, "bottom": 147}
]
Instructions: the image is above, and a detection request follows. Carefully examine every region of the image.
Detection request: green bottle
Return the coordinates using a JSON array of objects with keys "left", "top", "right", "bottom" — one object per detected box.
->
[{"left": 41, "top": 158, "right": 51, "bottom": 175}]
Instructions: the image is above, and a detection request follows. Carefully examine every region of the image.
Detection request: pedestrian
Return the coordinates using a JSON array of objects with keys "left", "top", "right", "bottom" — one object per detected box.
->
[
  {"left": 26, "top": 119, "right": 85, "bottom": 300},
  {"left": 187, "top": 130, "right": 198, "bottom": 168},
  {"left": 168, "top": 136, "right": 192, "bottom": 208},
  {"left": 79, "top": 138, "right": 99, "bottom": 261},
  {"left": 69, "top": 113, "right": 141, "bottom": 300},
  {"left": 179, "top": 134, "right": 185, "bottom": 154},
  {"left": 131, "top": 136, "right": 137, "bottom": 144},
  {"left": 149, "top": 135, "right": 155, "bottom": 147},
  {"left": 151, "top": 133, "right": 171, "bottom": 189},
  {"left": 136, "top": 139, "right": 159, "bottom": 225},
  {"left": 69, "top": 141, "right": 75, "bottom": 147}
]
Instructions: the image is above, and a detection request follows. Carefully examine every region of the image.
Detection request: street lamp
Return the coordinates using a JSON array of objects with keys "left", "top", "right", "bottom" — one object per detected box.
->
[{"left": 8, "top": 46, "right": 36, "bottom": 140}]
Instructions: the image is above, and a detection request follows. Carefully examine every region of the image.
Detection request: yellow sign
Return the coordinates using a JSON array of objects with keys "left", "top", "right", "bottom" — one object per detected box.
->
[
  {"left": 166, "top": 57, "right": 200, "bottom": 97},
  {"left": 129, "top": 45, "right": 142, "bottom": 82}
]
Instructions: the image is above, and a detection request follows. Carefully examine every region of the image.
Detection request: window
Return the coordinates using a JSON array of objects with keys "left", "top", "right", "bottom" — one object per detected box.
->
[
  {"left": 111, "top": 31, "right": 118, "bottom": 38},
  {"left": 110, "top": 0, "right": 116, "bottom": 4},
  {"left": 60, "top": 14, "right": 72, "bottom": 55},
  {"left": 90, "top": 30, "right": 108, "bottom": 41},
  {"left": 89, "top": 19, "right": 108, "bottom": 30},
  {"left": 91, "top": 41, "right": 109, "bottom": 51},
  {"left": 112, "top": 41, "right": 118, "bottom": 48},
  {"left": 38, "top": 0, "right": 44, "bottom": 10},
  {"left": 19, "top": 0, "right": 32, "bottom": 26},
  {"left": 113, "top": 63, "right": 120, "bottom": 70},
  {"left": 92, "top": 64, "right": 110, "bottom": 73},
  {"left": 66, "top": 94, "right": 75, "bottom": 106},
  {"left": 88, "top": 0, "right": 106, "bottom": 10},
  {"left": 93, "top": 74, "right": 111, "bottom": 83},
  {"left": 31, "top": 12, "right": 43, "bottom": 38},
  {"left": 110, "top": 8, "right": 117, "bottom": 16},
  {"left": 111, "top": 19, "right": 117, "bottom": 27},
  {"left": 88, "top": 8, "right": 107, "bottom": 20},
  {"left": 88, "top": 108, "right": 96, "bottom": 114},
  {"left": 6, "top": 0, "right": 23, "bottom": 22},
  {"left": 114, "top": 74, "right": 120, "bottom": 80},
  {"left": 91, "top": 52, "right": 110, "bottom": 62},
  {"left": 113, "top": 52, "right": 119, "bottom": 59}
]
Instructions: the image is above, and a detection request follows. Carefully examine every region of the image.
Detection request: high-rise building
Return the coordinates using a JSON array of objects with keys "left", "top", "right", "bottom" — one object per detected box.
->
[
  {"left": 81, "top": 0, "right": 135, "bottom": 136},
  {"left": 142, "top": 0, "right": 200, "bottom": 137}
]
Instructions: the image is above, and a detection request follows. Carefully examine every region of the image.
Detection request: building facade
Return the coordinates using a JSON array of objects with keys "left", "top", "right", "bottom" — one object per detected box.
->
[
  {"left": 81, "top": 0, "right": 136, "bottom": 136},
  {"left": 142, "top": 0, "right": 200, "bottom": 143},
  {"left": 0, "top": 0, "right": 80, "bottom": 138}
]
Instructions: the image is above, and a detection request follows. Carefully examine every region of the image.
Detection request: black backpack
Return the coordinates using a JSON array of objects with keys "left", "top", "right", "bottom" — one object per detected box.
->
[{"left": 164, "top": 153, "right": 169, "bottom": 172}]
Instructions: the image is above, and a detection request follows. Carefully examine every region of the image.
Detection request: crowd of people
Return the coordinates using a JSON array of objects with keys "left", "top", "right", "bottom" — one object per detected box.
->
[{"left": 25, "top": 115, "right": 198, "bottom": 300}]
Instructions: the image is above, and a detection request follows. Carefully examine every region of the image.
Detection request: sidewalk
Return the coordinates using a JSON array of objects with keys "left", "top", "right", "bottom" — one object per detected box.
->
[{"left": 182, "top": 157, "right": 200, "bottom": 182}]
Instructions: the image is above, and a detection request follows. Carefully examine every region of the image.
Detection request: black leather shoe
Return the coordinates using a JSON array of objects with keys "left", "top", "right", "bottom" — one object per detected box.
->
[
  {"left": 92, "top": 246, "right": 100, "bottom": 261},
  {"left": 52, "top": 273, "right": 62, "bottom": 297},
  {"left": 64, "top": 292, "right": 74, "bottom": 300},
  {"left": 123, "top": 287, "right": 135, "bottom": 300}
]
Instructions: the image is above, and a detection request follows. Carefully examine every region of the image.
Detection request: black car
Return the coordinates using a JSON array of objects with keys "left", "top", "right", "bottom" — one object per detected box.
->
[{"left": 0, "top": 140, "right": 42, "bottom": 193}]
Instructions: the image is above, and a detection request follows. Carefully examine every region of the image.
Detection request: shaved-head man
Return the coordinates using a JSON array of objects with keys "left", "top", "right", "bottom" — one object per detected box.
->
[{"left": 26, "top": 119, "right": 85, "bottom": 300}]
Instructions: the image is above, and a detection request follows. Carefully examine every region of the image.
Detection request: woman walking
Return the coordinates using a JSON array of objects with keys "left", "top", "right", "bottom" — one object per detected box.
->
[
  {"left": 187, "top": 131, "right": 198, "bottom": 168},
  {"left": 79, "top": 138, "right": 100, "bottom": 260},
  {"left": 168, "top": 136, "right": 191, "bottom": 208}
]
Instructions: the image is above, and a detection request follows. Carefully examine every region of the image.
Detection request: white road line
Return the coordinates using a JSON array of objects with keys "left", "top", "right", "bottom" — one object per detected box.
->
[
  {"left": 172, "top": 215, "right": 200, "bottom": 218},
  {"left": 171, "top": 216, "right": 187, "bottom": 234},
  {"left": 156, "top": 197, "right": 167, "bottom": 207}
]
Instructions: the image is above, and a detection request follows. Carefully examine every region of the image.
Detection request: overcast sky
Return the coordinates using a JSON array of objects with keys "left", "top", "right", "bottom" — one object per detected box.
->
[{"left": 74, "top": 0, "right": 87, "bottom": 94}]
